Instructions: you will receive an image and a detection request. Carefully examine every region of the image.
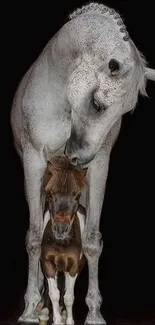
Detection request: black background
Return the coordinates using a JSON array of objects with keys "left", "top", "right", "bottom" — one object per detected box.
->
[{"left": 2, "top": 1, "right": 155, "bottom": 323}]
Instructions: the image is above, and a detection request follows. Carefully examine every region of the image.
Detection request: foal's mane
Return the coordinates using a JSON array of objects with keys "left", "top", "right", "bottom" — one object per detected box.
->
[{"left": 42, "top": 156, "right": 87, "bottom": 195}]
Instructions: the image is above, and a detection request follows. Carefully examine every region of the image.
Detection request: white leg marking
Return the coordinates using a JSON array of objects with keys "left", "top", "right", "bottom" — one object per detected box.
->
[
  {"left": 77, "top": 209, "right": 85, "bottom": 236},
  {"left": 47, "top": 276, "right": 62, "bottom": 325},
  {"left": 64, "top": 273, "right": 77, "bottom": 325},
  {"left": 42, "top": 210, "right": 50, "bottom": 234},
  {"left": 77, "top": 208, "right": 86, "bottom": 259}
]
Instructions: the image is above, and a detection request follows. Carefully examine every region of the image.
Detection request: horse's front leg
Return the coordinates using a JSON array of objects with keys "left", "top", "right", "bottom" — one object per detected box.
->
[
  {"left": 83, "top": 147, "right": 111, "bottom": 325},
  {"left": 18, "top": 143, "right": 47, "bottom": 323}
]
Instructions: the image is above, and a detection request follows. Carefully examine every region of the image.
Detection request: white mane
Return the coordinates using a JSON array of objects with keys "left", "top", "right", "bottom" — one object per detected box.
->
[{"left": 69, "top": 2, "right": 129, "bottom": 41}]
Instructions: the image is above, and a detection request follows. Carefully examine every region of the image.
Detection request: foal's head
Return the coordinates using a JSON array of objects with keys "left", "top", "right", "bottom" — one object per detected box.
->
[{"left": 43, "top": 156, "right": 87, "bottom": 240}]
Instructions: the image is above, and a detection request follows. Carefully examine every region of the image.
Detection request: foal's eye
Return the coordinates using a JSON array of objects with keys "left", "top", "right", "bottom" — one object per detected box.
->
[
  {"left": 93, "top": 99, "right": 101, "bottom": 112},
  {"left": 75, "top": 193, "right": 81, "bottom": 201},
  {"left": 48, "top": 193, "right": 53, "bottom": 201}
]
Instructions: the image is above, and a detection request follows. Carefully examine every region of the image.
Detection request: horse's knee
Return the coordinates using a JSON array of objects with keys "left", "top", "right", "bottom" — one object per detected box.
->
[
  {"left": 26, "top": 228, "right": 42, "bottom": 255},
  {"left": 82, "top": 230, "right": 103, "bottom": 259},
  {"left": 86, "top": 289, "right": 103, "bottom": 309}
]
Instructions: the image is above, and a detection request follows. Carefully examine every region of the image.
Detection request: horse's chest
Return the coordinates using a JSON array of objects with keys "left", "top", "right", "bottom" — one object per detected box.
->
[{"left": 28, "top": 114, "right": 71, "bottom": 152}]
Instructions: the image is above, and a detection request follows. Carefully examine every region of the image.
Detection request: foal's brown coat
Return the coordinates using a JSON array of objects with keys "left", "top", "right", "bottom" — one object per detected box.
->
[
  {"left": 41, "top": 156, "right": 87, "bottom": 279},
  {"left": 41, "top": 205, "right": 86, "bottom": 278}
]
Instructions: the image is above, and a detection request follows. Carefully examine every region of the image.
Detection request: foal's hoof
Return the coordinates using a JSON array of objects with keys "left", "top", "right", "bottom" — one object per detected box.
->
[
  {"left": 61, "top": 310, "right": 67, "bottom": 323},
  {"left": 85, "top": 311, "right": 106, "bottom": 325}
]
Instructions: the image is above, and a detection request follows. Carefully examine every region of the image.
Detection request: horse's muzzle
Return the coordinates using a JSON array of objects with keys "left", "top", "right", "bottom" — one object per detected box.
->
[{"left": 64, "top": 139, "right": 95, "bottom": 166}]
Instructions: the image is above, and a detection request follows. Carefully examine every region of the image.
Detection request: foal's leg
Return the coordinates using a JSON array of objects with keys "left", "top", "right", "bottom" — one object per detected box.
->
[
  {"left": 37, "top": 211, "right": 50, "bottom": 305},
  {"left": 64, "top": 273, "right": 77, "bottom": 325},
  {"left": 47, "top": 276, "right": 63, "bottom": 325}
]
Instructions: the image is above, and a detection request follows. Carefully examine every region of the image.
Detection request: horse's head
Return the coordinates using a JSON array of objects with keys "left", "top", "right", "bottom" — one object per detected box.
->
[
  {"left": 43, "top": 157, "right": 87, "bottom": 240},
  {"left": 64, "top": 5, "right": 155, "bottom": 166}
]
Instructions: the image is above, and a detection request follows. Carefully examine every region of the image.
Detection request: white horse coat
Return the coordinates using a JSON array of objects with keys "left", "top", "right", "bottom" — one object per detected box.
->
[{"left": 11, "top": 3, "right": 155, "bottom": 324}]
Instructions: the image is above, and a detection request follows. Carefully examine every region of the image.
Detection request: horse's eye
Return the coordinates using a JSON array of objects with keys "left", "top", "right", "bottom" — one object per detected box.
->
[
  {"left": 93, "top": 99, "right": 101, "bottom": 112},
  {"left": 109, "top": 59, "right": 120, "bottom": 75},
  {"left": 93, "top": 99, "right": 107, "bottom": 113}
]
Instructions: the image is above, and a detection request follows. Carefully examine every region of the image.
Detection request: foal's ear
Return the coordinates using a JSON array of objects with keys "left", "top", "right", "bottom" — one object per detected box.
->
[
  {"left": 81, "top": 168, "right": 88, "bottom": 176},
  {"left": 47, "top": 161, "right": 54, "bottom": 174}
]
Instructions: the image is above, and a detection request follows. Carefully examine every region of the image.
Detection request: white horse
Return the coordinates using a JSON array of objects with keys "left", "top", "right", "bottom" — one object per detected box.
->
[{"left": 10, "top": 2, "right": 155, "bottom": 324}]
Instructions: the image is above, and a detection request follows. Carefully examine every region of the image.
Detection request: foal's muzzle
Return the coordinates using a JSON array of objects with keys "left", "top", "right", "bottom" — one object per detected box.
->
[{"left": 53, "top": 222, "right": 70, "bottom": 240}]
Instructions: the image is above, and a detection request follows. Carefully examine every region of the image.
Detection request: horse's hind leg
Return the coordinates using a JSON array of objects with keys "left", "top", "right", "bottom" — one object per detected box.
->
[{"left": 64, "top": 273, "right": 77, "bottom": 325}]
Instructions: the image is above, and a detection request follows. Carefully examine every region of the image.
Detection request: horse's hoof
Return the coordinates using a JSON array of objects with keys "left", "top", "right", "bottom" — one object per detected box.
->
[
  {"left": 18, "top": 314, "right": 39, "bottom": 324},
  {"left": 18, "top": 323, "right": 39, "bottom": 325},
  {"left": 85, "top": 311, "right": 106, "bottom": 325}
]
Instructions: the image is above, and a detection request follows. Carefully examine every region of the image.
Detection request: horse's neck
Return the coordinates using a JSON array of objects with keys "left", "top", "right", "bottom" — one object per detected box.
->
[{"left": 46, "top": 11, "right": 130, "bottom": 80}]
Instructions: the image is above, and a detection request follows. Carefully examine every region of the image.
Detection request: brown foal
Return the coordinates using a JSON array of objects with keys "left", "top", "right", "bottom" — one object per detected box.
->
[{"left": 39, "top": 156, "right": 87, "bottom": 325}]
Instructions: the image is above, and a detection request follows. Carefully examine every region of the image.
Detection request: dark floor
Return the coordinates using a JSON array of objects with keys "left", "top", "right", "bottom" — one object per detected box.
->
[
  {"left": 1, "top": 264, "right": 155, "bottom": 325},
  {"left": 1, "top": 299, "right": 155, "bottom": 325}
]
